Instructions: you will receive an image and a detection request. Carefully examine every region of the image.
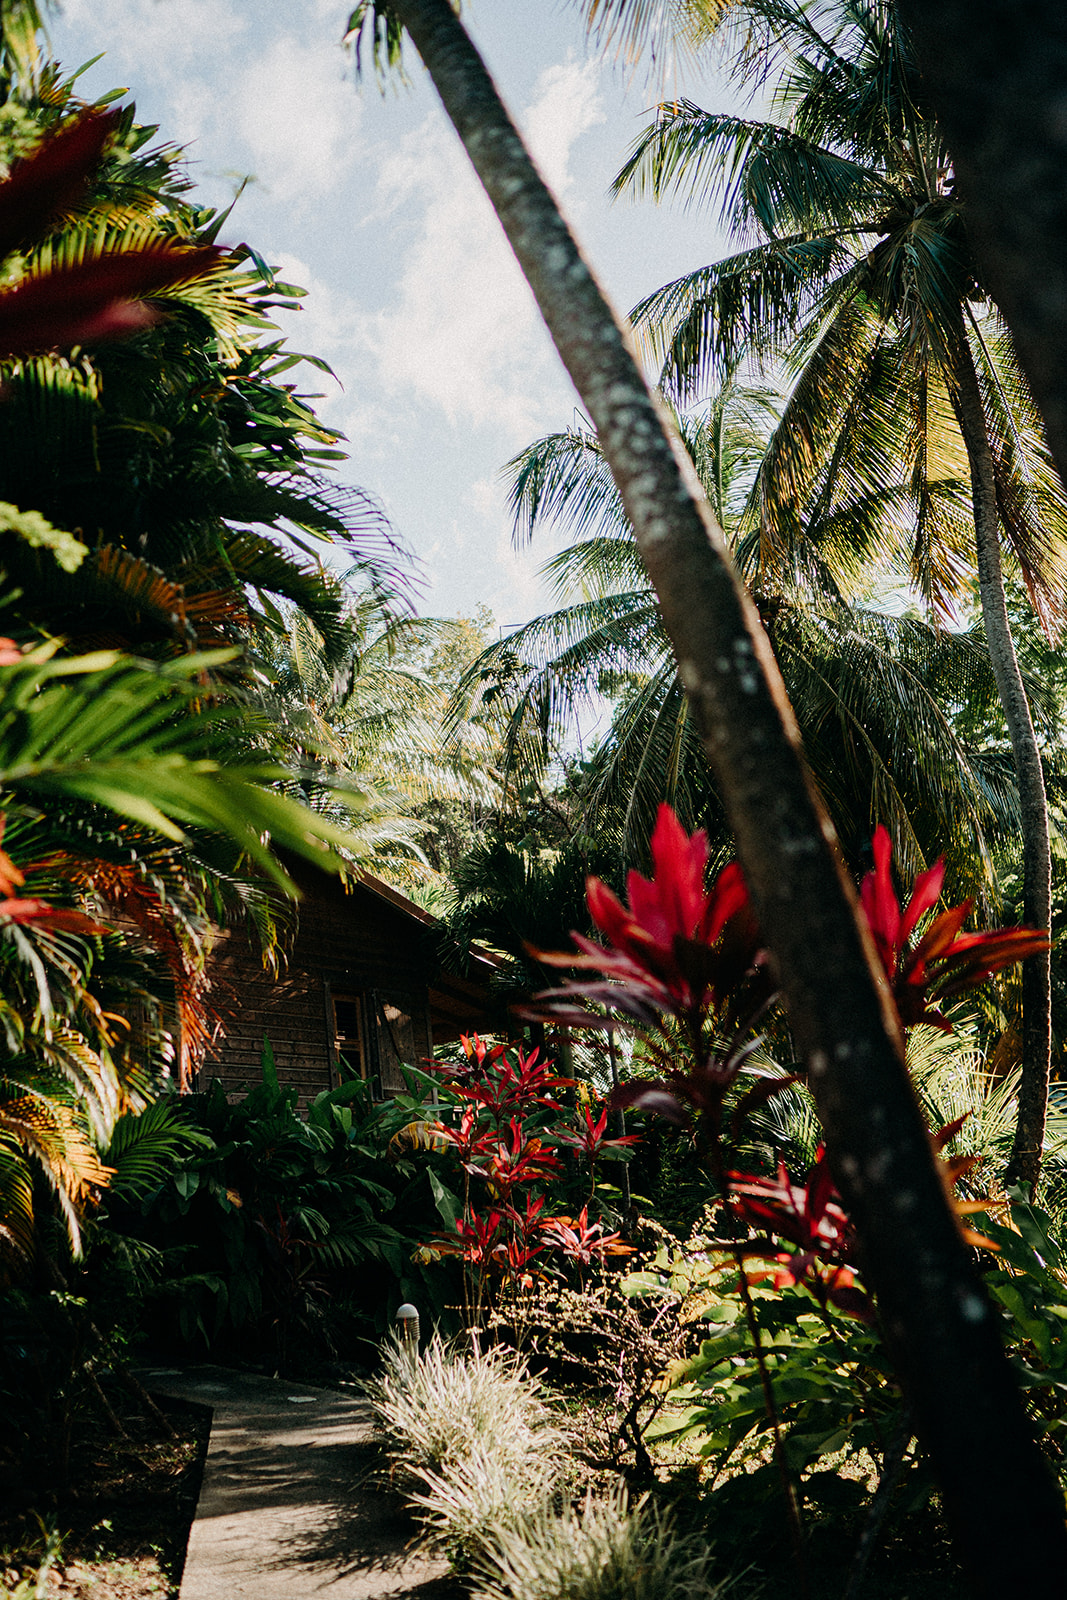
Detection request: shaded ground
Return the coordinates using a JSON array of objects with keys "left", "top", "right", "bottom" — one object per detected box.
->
[
  {"left": 143, "top": 1366, "right": 466, "bottom": 1600},
  {"left": 0, "top": 1392, "right": 209, "bottom": 1599}
]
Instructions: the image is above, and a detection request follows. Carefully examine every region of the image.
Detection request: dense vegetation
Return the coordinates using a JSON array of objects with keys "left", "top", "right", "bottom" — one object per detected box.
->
[{"left": 4, "top": 0, "right": 1067, "bottom": 1596}]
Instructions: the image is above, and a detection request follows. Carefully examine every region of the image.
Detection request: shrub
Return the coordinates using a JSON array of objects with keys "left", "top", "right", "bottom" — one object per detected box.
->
[
  {"left": 489, "top": 1240, "right": 692, "bottom": 1482},
  {"left": 368, "top": 1332, "right": 561, "bottom": 1482},
  {"left": 367, "top": 1332, "right": 563, "bottom": 1565},
  {"left": 112, "top": 1043, "right": 455, "bottom": 1368},
  {"left": 469, "top": 1485, "right": 730, "bottom": 1600}
]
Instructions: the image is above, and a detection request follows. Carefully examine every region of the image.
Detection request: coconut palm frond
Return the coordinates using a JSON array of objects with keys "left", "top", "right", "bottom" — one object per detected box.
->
[{"left": 615, "top": 103, "right": 894, "bottom": 238}]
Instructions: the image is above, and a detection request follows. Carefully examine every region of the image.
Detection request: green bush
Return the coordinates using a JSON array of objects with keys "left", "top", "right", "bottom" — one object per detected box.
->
[{"left": 107, "top": 1043, "right": 459, "bottom": 1369}]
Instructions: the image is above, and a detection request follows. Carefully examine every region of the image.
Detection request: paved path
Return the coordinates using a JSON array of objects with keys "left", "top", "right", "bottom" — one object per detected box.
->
[{"left": 141, "top": 1365, "right": 463, "bottom": 1600}]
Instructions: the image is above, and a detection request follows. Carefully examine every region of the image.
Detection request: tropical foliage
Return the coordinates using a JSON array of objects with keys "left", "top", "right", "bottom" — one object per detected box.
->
[
  {"left": 0, "top": 55, "right": 418, "bottom": 1277},
  {"left": 107, "top": 1043, "right": 450, "bottom": 1364},
  {"left": 458, "top": 388, "right": 1034, "bottom": 905},
  {"left": 6, "top": 1, "right": 1067, "bottom": 1594},
  {"left": 613, "top": 0, "right": 1065, "bottom": 1185}
]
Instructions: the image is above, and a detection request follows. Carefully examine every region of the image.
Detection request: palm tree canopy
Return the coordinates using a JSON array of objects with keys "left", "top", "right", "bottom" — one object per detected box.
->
[
  {"left": 615, "top": 0, "right": 1067, "bottom": 629},
  {"left": 456, "top": 384, "right": 1051, "bottom": 905}
]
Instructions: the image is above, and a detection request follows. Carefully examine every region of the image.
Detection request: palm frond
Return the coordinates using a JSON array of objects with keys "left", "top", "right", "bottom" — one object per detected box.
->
[
  {"left": 576, "top": 0, "right": 730, "bottom": 71},
  {"left": 630, "top": 237, "right": 860, "bottom": 401},
  {"left": 615, "top": 102, "right": 893, "bottom": 240},
  {"left": 102, "top": 1096, "right": 209, "bottom": 1199},
  {"left": 0, "top": 644, "right": 367, "bottom": 889}
]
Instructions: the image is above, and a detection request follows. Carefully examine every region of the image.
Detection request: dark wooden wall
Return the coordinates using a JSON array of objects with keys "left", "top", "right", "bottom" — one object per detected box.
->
[{"left": 203, "top": 872, "right": 437, "bottom": 1102}]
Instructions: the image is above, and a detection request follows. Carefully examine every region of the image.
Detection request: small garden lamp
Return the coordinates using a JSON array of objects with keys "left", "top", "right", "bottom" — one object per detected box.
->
[{"left": 396, "top": 1302, "right": 420, "bottom": 1349}]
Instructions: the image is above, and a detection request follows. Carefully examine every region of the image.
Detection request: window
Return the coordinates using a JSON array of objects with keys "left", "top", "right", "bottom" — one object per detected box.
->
[
  {"left": 329, "top": 987, "right": 421, "bottom": 1099},
  {"left": 373, "top": 994, "right": 417, "bottom": 1096},
  {"left": 331, "top": 991, "right": 367, "bottom": 1085}
]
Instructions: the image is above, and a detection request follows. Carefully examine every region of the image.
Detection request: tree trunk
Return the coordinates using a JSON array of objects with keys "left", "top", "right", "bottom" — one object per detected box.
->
[
  {"left": 899, "top": 1, "right": 1067, "bottom": 494},
  {"left": 950, "top": 332, "right": 1052, "bottom": 1191},
  {"left": 379, "top": 0, "right": 1067, "bottom": 1586}
]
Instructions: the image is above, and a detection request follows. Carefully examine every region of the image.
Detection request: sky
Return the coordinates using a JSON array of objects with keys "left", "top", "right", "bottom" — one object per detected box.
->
[{"left": 47, "top": 0, "right": 735, "bottom": 625}]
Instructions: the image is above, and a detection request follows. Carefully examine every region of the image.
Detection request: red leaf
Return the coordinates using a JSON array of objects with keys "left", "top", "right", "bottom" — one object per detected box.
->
[
  {"left": 0, "top": 111, "right": 119, "bottom": 260},
  {"left": 0, "top": 246, "right": 222, "bottom": 356},
  {"left": 859, "top": 828, "right": 1049, "bottom": 1030}
]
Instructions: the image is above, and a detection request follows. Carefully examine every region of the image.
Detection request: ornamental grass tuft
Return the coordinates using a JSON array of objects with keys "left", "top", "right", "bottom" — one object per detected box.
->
[
  {"left": 469, "top": 1484, "right": 731, "bottom": 1600},
  {"left": 367, "top": 1333, "right": 563, "bottom": 1563}
]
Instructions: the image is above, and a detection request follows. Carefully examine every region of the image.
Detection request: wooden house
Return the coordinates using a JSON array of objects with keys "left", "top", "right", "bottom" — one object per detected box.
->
[{"left": 200, "top": 859, "right": 511, "bottom": 1102}]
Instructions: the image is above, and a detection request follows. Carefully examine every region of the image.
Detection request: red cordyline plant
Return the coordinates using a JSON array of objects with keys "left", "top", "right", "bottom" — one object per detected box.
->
[
  {"left": 529, "top": 806, "right": 1048, "bottom": 1314},
  {"left": 540, "top": 1205, "right": 631, "bottom": 1283},
  {"left": 727, "top": 1147, "right": 874, "bottom": 1321},
  {"left": 530, "top": 805, "right": 774, "bottom": 1151},
  {"left": 525, "top": 805, "right": 1047, "bottom": 1564},
  {"left": 556, "top": 1102, "right": 640, "bottom": 1204},
  {"left": 420, "top": 1034, "right": 638, "bottom": 1324},
  {"left": 861, "top": 825, "right": 1049, "bottom": 1029}
]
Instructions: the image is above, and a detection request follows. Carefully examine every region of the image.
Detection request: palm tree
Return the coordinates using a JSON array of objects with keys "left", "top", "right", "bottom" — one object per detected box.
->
[
  {"left": 460, "top": 390, "right": 1032, "bottom": 904},
  {"left": 253, "top": 599, "right": 508, "bottom": 904},
  {"left": 0, "top": 229, "right": 409, "bottom": 676},
  {"left": 613, "top": 0, "right": 1067, "bottom": 1187}
]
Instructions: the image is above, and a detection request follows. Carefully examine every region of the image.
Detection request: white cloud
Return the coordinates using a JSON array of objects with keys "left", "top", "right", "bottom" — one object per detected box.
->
[
  {"left": 483, "top": 524, "right": 552, "bottom": 625},
  {"left": 366, "top": 56, "right": 605, "bottom": 444},
  {"left": 54, "top": 4, "right": 360, "bottom": 207},
  {"left": 521, "top": 56, "right": 606, "bottom": 197},
  {"left": 56, "top": 0, "right": 247, "bottom": 80},
  {"left": 263, "top": 252, "right": 406, "bottom": 466},
  {"left": 228, "top": 35, "right": 362, "bottom": 204},
  {"left": 367, "top": 114, "right": 556, "bottom": 437},
  {"left": 48, "top": 0, "right": 619, "bottom": 625}
]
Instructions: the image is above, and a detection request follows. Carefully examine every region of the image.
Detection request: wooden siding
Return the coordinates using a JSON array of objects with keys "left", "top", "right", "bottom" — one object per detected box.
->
[
  {"left": 203, "top": 871, "right": 438, "bottom": 1102},
  {"left": 201, "top": 864, "right": 512, "bottom": 1103},
  {"left": 207, "top": 946, "right": 331, "bottom": 1100}
]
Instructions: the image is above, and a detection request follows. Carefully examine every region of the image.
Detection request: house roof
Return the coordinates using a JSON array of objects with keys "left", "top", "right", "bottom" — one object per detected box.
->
[{"left": 354, "top": 869, "right": 515, "bottom": 1044}]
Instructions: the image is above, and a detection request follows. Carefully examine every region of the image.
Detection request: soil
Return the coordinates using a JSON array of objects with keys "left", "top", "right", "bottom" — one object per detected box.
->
[{"left": 0, "top": 1392, "right": 210, "bottom": 1600}]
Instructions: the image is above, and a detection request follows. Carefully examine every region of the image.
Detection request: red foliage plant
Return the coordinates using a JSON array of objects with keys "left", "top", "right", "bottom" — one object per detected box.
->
[
  {"left": 524, "top": 806, "right": 1047, "bottom": 1320},
  {"left": 528, "top": 804, "right": 773, "bottom": 1135},
  {"left": 728, "top": 1147, "right": 874, "bottom": 1321},
  {"left": 0, "top": 110, "right": 222, "bottom": 355},
  {"left": 420, "top": 1034, "right": 638, "bottom": 1320},
  {"left": 860, "top": 825, "right": 1049, "bottom": 1029}
]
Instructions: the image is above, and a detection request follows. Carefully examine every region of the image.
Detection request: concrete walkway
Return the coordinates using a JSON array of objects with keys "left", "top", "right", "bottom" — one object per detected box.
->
[{"left": 141, "top": 1365, "right": 463, "bottom": 1600}]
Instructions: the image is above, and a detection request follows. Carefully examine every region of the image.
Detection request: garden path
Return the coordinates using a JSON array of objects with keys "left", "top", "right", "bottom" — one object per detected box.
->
[{"left": 141, "top": 1365, "right": 462, "bottom": 1600}]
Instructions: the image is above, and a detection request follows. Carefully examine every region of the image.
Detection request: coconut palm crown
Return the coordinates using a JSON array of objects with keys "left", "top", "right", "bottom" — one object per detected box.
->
[{"left": 455, "top": 387, "right": 1038, "bottom": 905}]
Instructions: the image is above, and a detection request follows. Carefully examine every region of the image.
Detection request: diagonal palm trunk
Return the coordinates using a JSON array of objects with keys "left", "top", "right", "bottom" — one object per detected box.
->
[
  {"left": 378, "top": 0, "right": 1067, "bottom": 1586},
  {"left": 950, "top": 330, "right": 1052, "bottom": 1191}
]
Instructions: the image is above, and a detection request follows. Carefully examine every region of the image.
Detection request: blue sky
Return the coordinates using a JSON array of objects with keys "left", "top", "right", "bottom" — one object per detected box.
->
[{"left": 48, "top": 0, "right": 734, "bottom": 623}]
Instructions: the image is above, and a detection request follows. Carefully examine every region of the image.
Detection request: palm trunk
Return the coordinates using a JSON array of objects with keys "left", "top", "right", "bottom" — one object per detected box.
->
[
  {"left": 900, "top": 0, "right": 1067, "bottom": 494},
  {"left": 380, "top": 0, "right": 1067, "bottom": 1587},
  {"left": 950, "top": 333, "right": 1052, "bottom": 1191}
]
